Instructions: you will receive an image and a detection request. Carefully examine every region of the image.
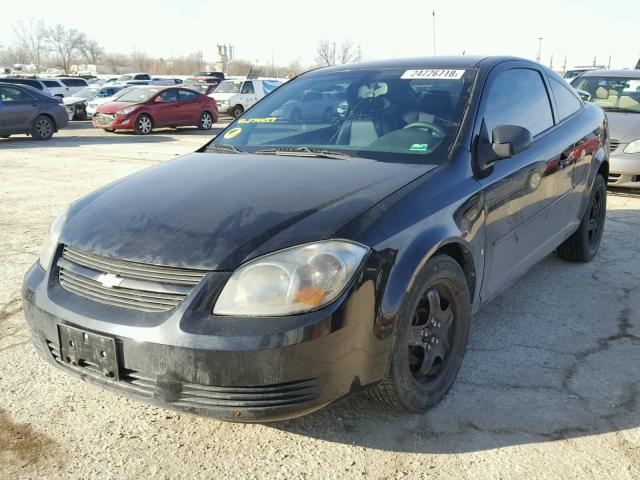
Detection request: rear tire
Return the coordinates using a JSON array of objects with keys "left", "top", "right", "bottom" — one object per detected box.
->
[
  {"left": 557, "top": 174, "right": 606, "bottom": 262},
  {"left": 134, "top": 114, "right": 153, "bottom": 135},
  {"left": 198, "top": 111, "right": 213, "bottom": 130},
  {"left": 230, "top": 105, "right": 244, "bottom": 119},
  {"left": 103, "top": 129, "right": 115, "bottom": 133},
  {"left": 370, "top": 254, "right": 471, "bottom": 412},
  {"left": 31, "top": 115, "right": 54, "bottom": 141}
]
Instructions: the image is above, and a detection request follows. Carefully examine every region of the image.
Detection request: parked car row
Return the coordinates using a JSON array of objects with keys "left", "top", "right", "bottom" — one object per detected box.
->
[{"left": 0, "top": 76, "right": 89, "bottom": 98}]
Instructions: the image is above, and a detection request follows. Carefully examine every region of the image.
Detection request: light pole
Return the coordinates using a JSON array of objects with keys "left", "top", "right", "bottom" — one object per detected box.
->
[
  {"left": 432, "top": 10, "right": 436, "bottom": 56},
  {"left": 536, "top": 37, "right": 543, "bottom": 63}
]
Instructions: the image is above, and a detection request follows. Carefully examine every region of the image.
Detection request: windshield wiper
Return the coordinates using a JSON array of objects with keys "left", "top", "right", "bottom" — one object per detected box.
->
[
  {"left": 255, "top": 146, "right": 356, "bottom": 160},
  {"left": 603, "top": 107, "right": 640, "bottom": 114},
  {"left": 207, "top": 144, "right": 246, "bottom": 154}
]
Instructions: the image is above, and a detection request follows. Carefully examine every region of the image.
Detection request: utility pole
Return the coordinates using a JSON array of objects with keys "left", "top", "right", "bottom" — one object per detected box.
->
[
  {"left": 536, "top": 37, "right": 543, "bottom": 63},
  {"left": 563, "top": 55, "right": 567, "bottom": 73},
  {"left": 549, "top": 54, "right": 553, "bottom": 69},
  {"left": 608, "top": 55, "right": 611, "bottom": 69},
  {"left": 432, "top": 10, "right": 436, "bottom": 56}
]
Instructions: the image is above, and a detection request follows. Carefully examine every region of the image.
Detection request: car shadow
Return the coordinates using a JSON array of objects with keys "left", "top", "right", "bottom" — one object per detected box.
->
[
  {"left": 270, "top": 206, "right": 640, "bottom": 453},
  {"left": 0, "top": 121, "right": 225, "bottom": 147}
]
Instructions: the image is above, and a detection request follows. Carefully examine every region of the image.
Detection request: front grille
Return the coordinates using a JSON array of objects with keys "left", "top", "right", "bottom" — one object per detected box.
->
[
  {"left": 94, "top": 113, "right": 115, "bottom": 124},
  {"left": 610, "top": 139, "right": 621, "bottom": 153},
  {"left": 175, "top": 378, "right": 321, "bottom": 409},
  {"left": 45, "top": 339, "right": 319, "bottom": 409},
  {"left": 58, "top": 245, "right": 207, "bottom": 312}
]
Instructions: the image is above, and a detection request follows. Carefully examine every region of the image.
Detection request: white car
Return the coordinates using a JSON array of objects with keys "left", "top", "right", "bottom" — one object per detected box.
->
[
  {"left": 41, "top": 79, "right": 70, "bottom": 98},
  {"left": 0, "top": 78, "right": 52, "bottom": 96},
  {"left": 54, "top": 77, "right": 89, "bottom": 95},
  {"left": 211, "top": 78, "right": 283, "bottom": 118},
  {"left": 85, "top": 86, "right": 135, "bottom": 117}
]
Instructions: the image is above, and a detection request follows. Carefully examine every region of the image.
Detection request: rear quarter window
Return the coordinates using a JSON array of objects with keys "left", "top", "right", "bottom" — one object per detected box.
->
[
  {"left": 550, "top": 77, "right": 582, "bottom": 121},
  {"left": 43, "top": 80, "right": 62, "bottom": 88},
  {"left": 61, "top": 78, "right": 88, "bottom": 87}
]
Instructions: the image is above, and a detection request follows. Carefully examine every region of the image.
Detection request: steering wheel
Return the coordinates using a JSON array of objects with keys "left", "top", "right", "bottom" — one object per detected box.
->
[{"left": 402, "top": 122, "right": 445, "bottom": 138}]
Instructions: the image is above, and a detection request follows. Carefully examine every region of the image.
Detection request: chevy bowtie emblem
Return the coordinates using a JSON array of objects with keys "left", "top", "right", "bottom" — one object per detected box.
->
[{"left": 98, "top": 273, "right": 123, "bottom": 288}]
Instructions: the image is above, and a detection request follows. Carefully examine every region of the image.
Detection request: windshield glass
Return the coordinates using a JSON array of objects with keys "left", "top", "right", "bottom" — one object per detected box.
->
[
  {"left": 210, "top": 67, "right": 475, "bottom": 163},
  {"left": 74, "top": 87, "right": 98, "bottom": 99},
  {"left": 116, "top": 75, "right": 133, "bottom": 82},
  {"left": 572, "top": 76, "right": 640, "bottom": 113},
  {"left": 214, "top": 81, "right": 243, "bottom": 93},
  {"left": 116, "top": 88, "right": 161, "bottom": 103}
]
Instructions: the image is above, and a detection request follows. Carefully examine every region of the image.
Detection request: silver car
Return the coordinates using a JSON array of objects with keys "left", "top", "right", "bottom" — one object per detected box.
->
[{"left": 573, "top": 70, "right": 640, "bottom": 188}]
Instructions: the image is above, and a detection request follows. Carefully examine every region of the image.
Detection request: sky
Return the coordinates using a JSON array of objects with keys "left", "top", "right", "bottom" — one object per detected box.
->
[{"left": 1, "top": 0, "right": 638, "bottom": 70}]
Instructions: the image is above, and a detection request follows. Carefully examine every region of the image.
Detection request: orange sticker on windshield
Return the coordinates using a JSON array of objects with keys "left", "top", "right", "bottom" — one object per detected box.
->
[{"left": 223, "top": 127, "right": 242, "bottom": 139}]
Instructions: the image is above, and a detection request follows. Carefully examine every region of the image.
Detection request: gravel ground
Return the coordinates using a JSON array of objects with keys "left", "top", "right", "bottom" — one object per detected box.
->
[{"left": 1, "top": 122, "right": 639, "bottom": 479}]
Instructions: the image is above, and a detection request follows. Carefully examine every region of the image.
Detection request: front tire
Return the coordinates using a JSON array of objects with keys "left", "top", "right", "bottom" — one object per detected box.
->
[
  {"left": 198, "top": 111, "right": 213, "bottom": 130},
  {"left": 557, "top": 174, "right": 606, "bottom": 262},
  {"left": 103, "top": 129, "right": 115, "bottom": 133},
  {"left": 230, "top": 105, "right": 244, "bottom": 119},
  {"left": 134, "top": 114, "right": 153, "bottom": 135},
  {"left": 31, "top": 115, "right": 54, "bottom": 140},
  {"left": 371, "top": 254, "right": 471, "bottom": 412}
]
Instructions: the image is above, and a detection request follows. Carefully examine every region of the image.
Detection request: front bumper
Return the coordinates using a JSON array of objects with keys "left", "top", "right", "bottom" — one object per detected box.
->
[
  {"left": 92, "top": 113, "right": 133, "bottom": 130},
  {"left": 216, "top": 103, "right": 231, "bottom": 114},
  {"left": 22, "top": 254, "right": 391, "bottom": 422},
  {"left": 609, "top": 151, "right": 640, "bottom": 188}
]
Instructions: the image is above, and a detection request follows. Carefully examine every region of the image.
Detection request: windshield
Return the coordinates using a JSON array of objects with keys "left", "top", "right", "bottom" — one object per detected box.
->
[
  {"left": 116, "top": 75, "right": 134, "bottom": 82},
  {"left": 116, "top": 88, "right": 161, "bottom": 103},
  {"left": 214, "top": 81, "right": 243, "bottom": 93},
  {"left": 74, "top": 87, "right": 98, "bottom": 99},
  {"left": 572, "top": 76, "right": 640, "bottom": 113},
  {"left": 210, "top": 67, "right": 475, "bottom": 163}
]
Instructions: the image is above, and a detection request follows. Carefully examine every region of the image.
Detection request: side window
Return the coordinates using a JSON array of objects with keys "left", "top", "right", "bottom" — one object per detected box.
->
[
  {"left": 484, "top": 68, "right": 554, "bottom": 137},
  {"left": 262, "top": 80, "right": 281, "bottom": 94},
  {"left": 43, "top": 80, "right": 60, "bottom": 88},
  {"left": 241, "top": 81, "right": 255, "bottom": 94},
  {"left": 159, "top": 89, "right": 178, "bottom": 102},
  {"left": 137, "top": 74, "right": 151, "bottom": 80},
  {"left": 0, "top": 86, "right": 33, "bottom": 102},
  {"left": 179, "top": 90, "right": 197, "bottom": 101},
  {"left": 550, "top": 77, "right": 582, "bottom": 121}
]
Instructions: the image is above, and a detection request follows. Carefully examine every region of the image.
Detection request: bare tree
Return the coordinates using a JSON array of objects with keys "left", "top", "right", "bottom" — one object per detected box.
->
[
  {"left": 337, "top": 40, "right": 361, "bottom": 65},
  {"left": 47, "top": 24, "right": 86, "bottom": 73},
  {"left": 130, "top": 50, "right": 154, "bottom": 72},
  {"left": 315, "top": 40, "right": 335, "bottom": 67},
  {"left": 81, "top": 39, "right": 104, "bottom": 65},
  {"left": 227, "top": 59, "right": 252, "bottom": 76},
  {"left": 12, "top": 18, "right": 48, "bottom": 72},
  {"left": 102, "top": 52, "right": 128, "bottom": 74}
]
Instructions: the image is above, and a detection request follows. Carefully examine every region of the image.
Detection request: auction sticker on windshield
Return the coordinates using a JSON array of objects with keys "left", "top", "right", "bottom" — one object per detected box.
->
[{"left": 401, "top": 69, "right": 465, "bottom": 80}]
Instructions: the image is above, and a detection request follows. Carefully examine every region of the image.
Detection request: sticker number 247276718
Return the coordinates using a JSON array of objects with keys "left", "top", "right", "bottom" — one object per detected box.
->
[{"left": 401, "top": 69, "right": 466, "bottom": 80}]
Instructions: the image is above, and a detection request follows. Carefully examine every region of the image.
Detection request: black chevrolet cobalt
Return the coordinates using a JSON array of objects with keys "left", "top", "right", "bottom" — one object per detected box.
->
[{"left": 23, "top": 56, "right": 609, "bottom": 422}]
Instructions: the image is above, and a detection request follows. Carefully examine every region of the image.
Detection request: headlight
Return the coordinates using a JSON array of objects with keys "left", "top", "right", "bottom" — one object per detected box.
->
[
  {"left": 213, "top": 240, "right": 369, "bottom": 316},
  {"left": 117, "top": 106, "right": 136, "bottom": 115},
  {"left": 39, "top": 207, "right": 69, "bottom": 270},
  {"left": 623, "top": 139, "right": 640, "bottom": 154}
]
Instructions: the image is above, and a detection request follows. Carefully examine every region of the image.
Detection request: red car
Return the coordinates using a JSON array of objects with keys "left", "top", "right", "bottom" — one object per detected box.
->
[{"left": 93, "top": 86, "right": 218, "bottom": 134}]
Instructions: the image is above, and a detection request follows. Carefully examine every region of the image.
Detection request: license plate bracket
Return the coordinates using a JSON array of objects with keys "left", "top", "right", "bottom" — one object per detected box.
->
[{"left": 58, "top": 324, "right": 119, "bottom": 380}]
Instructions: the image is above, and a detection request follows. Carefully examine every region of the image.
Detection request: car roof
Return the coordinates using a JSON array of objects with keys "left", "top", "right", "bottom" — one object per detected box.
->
[
  {"left": 578, "top": 69, "right": 640, "bottom": 78},
  {"left": 0, "top": 82, "right": 46, "bottom": 95},
  {"left": 312, "top": 55, "right": 525, "bottom": 73}
]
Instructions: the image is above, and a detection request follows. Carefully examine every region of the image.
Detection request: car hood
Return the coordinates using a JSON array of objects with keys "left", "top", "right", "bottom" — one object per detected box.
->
[
  {"left": 61, "top": 152, "right": 434, "bottom": 270},
  {"left": 96, "top": 101, "right": 140, "bottom": 114},
  {"left": 63, "top": 96, "right": 89, "bottom": 105},
  {"left": 209, "top": 92, "right": 237, "bottom": 101},
  {"left": 606, "top": 111, "right": 640, "bottom": 142}
]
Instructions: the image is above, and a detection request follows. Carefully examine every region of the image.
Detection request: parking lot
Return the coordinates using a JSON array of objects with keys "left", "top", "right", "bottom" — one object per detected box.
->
[{"left": 1, "top": 122, "right": 639, "bottom": 479}]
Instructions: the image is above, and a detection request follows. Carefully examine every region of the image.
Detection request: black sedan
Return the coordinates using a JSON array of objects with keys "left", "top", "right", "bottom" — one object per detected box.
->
[
  {"left": 0, "top": 84, "right": 68, "bottom": 140},
  {"left": 23, "top": 56, "right": 609, "bottom": 421}
]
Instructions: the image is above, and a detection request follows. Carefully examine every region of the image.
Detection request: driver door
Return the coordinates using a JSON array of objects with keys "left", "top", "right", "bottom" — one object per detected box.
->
[{"left": 478, "top": 62, "right": 578, "bottom": 301}]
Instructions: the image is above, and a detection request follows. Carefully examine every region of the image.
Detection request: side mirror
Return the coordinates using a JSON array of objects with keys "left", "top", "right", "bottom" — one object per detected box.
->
[
  {"left": 575, "top": 89, "right": 591, "bottom": 102},
  {"left": 477, "top": 121, "right": 533, "bottom": 170}
]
